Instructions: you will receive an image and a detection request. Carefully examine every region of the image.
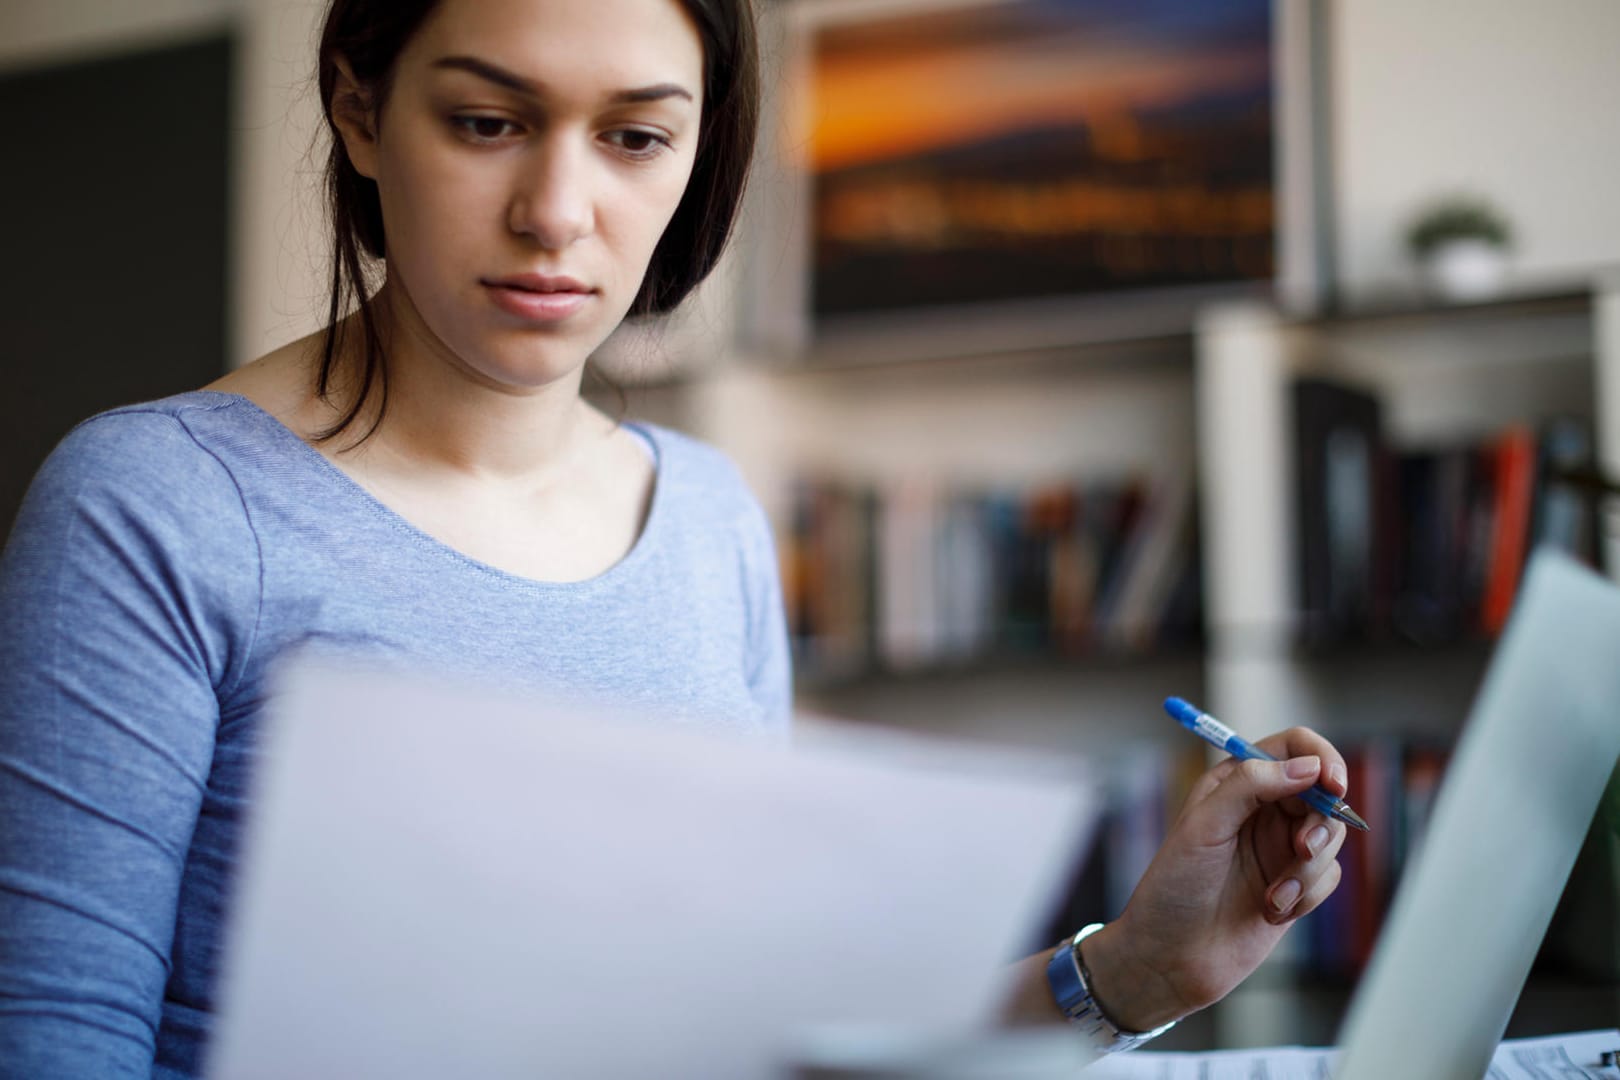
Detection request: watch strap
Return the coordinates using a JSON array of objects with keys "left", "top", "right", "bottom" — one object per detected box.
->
[{"left": 1046, "top": 923, "right": 1176, "bottom": 1054}]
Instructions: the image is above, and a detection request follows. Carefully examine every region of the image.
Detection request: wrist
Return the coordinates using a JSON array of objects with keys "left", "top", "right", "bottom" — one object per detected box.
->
[
  {"left": 1075, "top": 920, "right": 1186, "bottom": 1034},
  {"left": 1046, "top": 923, "right": 1178, "bottom": 1055}
]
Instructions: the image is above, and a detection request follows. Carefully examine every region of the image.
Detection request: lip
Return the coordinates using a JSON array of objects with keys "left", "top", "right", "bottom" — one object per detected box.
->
[{"left": 482, "top": 274, "right": 595, "bottom": 324}]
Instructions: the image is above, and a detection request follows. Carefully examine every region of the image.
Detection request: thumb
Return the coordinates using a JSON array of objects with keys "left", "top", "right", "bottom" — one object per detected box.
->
[{"left": 1193, "top": 755, "right": 1321, "bottom": 841}]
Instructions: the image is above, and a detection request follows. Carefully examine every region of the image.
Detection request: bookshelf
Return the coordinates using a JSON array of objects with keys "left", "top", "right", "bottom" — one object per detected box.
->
[
  {"left": 609, "top": 275, "right": 1620, "bottom": 1048},
  {"left": 1195, "top": 284, "right": 1618, "bottom": 743},
  {"left": 1192, "top": 279, "right": 1620, "bottom": 1042},
  {"left": 606, "top": 300, "right": 1210, "bottom": 747},
  {"left": 628, "top": 280, "right": 1620, "bottom": 740}
]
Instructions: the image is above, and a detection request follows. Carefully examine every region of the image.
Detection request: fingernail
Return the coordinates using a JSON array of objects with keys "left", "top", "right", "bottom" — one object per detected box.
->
[
  {"left": 1271, "top": 878, "right": 1302, "bottom": 913},
  {"left": 1285, "top": 755, "right": 1320, "bottom": 780},
  {"left": 1330, "top": 763, "right": 1347, "bottom": 792},
  {"left": 1306, "top": 825, "right": 1329, "bottom": 854}
]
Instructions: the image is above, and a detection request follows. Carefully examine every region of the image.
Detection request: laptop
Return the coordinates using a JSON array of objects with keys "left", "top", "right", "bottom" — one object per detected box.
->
[
  {"left": 1335, "top": 550, "right": 1620, "bottom": 1079},
  {"left": 1083, "top": 550, "right": 1620, "bottom": 1080}
]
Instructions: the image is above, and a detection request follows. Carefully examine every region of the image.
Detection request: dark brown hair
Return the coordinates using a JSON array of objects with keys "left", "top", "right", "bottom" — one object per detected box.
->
[{"left": 313, "top": 0, "right": 760, "bottom": 440}]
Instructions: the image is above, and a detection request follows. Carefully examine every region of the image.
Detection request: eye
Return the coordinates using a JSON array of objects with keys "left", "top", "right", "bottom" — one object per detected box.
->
[
  {"left": 451, "top": 115, "right": 522, "bottom": 143},
  {"left": 604, "top": 128, "right": 673, "bottom": 161}
]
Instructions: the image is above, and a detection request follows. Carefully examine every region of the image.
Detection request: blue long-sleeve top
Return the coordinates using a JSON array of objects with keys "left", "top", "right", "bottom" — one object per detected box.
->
[{"left": 0, "top": 391, "right": 791, "bottom": 1077}]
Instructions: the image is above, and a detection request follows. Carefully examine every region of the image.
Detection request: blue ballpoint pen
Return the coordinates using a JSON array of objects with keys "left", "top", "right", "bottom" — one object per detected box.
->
[{"left": 1163, "top": 696, "right": 1369, "bottom": 832}]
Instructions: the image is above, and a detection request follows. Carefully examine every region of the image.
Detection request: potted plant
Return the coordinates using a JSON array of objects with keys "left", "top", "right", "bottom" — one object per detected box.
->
[{"left": 1405, "top": 195, "right": 1514, "bottom": 302}]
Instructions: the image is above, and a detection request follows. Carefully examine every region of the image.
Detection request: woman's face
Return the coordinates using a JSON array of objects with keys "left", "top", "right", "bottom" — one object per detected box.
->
[{"left": 340, "top": 0, "right": 705, "bottom": 393}]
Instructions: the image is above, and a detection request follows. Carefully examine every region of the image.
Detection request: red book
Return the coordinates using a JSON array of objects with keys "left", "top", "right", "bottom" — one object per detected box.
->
[
  {"left": 1351, "top": 739, "right": 1399, "bottom": 969},
  {"left": 1480, "top": 426, "right": 1536, "bottom": 634},
  {"left": 1345, "top": 751, "right": 1378, "bottom": 969}
]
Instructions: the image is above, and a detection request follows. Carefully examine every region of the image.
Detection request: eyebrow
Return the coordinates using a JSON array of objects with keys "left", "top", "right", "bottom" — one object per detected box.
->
[{"left": 431, "top": 56, "right": 695, "bottom": 106}]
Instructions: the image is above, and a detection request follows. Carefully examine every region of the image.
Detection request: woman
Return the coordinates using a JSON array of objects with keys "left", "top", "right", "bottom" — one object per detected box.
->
[{"left": 0, "top": 0, "right": 1349, "bottom": 1074}]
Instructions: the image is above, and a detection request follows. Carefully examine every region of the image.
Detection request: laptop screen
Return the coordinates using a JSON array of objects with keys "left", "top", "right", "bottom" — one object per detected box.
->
[{"left": 1337, "top": 552, "right": 1620, "bottom": 1080}]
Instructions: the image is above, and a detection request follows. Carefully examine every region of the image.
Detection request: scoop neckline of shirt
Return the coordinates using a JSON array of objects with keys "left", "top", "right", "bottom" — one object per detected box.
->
[{"left": 182, "top": 389, "right": 667, "bottom": 593}]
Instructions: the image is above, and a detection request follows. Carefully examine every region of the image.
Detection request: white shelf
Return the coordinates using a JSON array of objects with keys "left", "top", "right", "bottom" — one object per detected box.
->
[{"left": 798, "top": 652, "right": 1206, "bottom": 756}]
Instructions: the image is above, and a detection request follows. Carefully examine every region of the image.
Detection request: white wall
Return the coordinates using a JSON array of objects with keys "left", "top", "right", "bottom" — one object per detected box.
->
[
  {"left": 1332, "top": 0, "right": 1620, "bottom": 303},
  {"left": 232, "top": 0, "right": 330, "bottom": 367},
  {"left": 0, "top": 0, "right": 232, "bottom": 73}
]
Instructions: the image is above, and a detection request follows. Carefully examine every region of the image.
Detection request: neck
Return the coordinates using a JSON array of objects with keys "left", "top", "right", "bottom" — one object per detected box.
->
[{"left": 324, "top": 283, "right": 603, "bottom": 484}]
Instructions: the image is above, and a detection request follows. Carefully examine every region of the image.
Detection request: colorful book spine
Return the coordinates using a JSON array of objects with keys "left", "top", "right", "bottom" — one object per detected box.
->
[
  {"left": 1300, "top": 737, "right": 1453, "bottom": 980},
  {"left": 781, "top": 470, "right": 1201, "bottom": 680},
  {"left": 1479, "top": 426, "right": 1536, "bottom": 634},
  {"left": 1292, "top": 375, "right": 1602, "bottom": 648}
]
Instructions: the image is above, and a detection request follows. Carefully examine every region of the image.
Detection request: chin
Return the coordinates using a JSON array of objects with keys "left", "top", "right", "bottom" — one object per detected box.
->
[
  {"left": 492, "top": 350, "right": 600, "bottom": 390},
  {"left": 453, "top": 328, "right": 604, "bottom": 391},
  {"left": 475, "top": 360, "right": 589, "bottom": 393}
]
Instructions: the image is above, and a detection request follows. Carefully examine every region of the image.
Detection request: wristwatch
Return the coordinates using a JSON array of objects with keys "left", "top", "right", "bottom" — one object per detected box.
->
[{"left": 1046, "top": 923, "right": 1177, "bottom": 1054}]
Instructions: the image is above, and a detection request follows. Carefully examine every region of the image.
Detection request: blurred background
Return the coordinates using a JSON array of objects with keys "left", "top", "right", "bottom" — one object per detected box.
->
[{"left": 3, "top": 0, "right": 1618, "bottom": 1051}]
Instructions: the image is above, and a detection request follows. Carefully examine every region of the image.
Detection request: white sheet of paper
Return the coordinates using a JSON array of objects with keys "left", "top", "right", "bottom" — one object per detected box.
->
[
  {"left": 1080, "top": 1029, "right": 1620, "bottom": 1080},
  {"left": 207, "top": 661, "right": 1101, "bottom": 1079},
  {"left": 1083, "top": 1043, "right": 1336, "bottom": 1080},
  {"left": 1484, "top": 1029, "right": 1620, "bottom": 1079}
]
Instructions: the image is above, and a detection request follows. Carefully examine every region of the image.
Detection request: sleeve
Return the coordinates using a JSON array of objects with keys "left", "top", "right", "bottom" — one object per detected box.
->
[
  {"left": 737, "top": 492, "right": 793, "bottom": 736},
  {"left": 0, "top": 411, "right": 260, "bottom": 1077}
]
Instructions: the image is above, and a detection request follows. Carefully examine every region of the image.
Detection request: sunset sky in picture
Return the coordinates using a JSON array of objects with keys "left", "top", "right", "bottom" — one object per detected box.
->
[{"left": 809, "top": 0, "right": 1270, "bottom": 173}]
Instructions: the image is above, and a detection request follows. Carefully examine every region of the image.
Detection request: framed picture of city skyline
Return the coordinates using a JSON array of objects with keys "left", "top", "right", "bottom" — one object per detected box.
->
[{"left": 744, "top": 0, "right": 1321, "bottom": 361}]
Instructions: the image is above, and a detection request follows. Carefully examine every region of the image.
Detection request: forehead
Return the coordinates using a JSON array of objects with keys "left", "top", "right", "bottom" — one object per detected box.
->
[{"left": 403, "top": 0, "right": 705, "bottom": 97}]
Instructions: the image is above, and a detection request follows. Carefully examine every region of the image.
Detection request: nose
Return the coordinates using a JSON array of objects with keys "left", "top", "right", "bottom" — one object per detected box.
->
[{"left": 507, "top": 136, "right": 594, "bottom": 249}]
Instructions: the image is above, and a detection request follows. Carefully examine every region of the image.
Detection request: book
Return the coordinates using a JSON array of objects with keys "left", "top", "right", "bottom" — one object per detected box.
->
[
  {"left": 1480, "top": 425, "right": 1536, "bottom": 634},
  {"left": 1105, "top": 468, "right": 1196, "bottom": 652},
  {"left": 1293, "top": 378, "right": 1387, "bottom": 647},
  {"left": 1299, "top": 737, "right": 1454, "bottom": 980},
  {"left": 1531, "top": 415, "right": 1602, "bottom": 569}
]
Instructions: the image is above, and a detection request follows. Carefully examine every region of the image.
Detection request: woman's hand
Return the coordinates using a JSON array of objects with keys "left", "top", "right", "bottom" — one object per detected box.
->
[{"left": 1079, "top": 728, "right": 1351, "bottom": 1031}]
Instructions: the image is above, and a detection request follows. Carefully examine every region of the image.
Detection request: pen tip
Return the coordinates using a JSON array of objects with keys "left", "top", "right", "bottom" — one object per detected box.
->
[{"left": 1340, "top": 806, "right": 1370, "bottom": 832}]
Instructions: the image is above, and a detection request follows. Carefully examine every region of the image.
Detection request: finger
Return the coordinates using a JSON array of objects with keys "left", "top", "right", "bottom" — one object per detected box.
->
[
  {"left": 1188, "top": 755, "right": 1323, "bottom": 843},
  {"left": 1251, "top": 726, "right": 1350, "bottom": 799},
  {"left": 1294, "top": 852, "right": 1346, "bottom": 916},
  {"left": 1272, "top": 860, "right": 1343, "bottom": 923},
  {"left": 1295, "top": 813, "right": 1336, "bottom": 860},
  {"left": 1267, "top": 821, "right": 1347, "bottom": 921},
  {"left": 1286, "top": 833, "right": 1347, "bottom": 919}
]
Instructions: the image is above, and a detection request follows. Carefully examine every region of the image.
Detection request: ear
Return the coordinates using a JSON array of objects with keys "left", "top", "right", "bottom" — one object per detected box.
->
[{"left": 329, "top": 56, "right": 381, "bottom": 181}]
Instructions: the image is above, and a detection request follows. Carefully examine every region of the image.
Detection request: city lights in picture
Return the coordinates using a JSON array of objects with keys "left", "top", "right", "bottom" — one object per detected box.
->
[{"left": 807, "top": 0, "right": 1274, "bottom": 319}]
